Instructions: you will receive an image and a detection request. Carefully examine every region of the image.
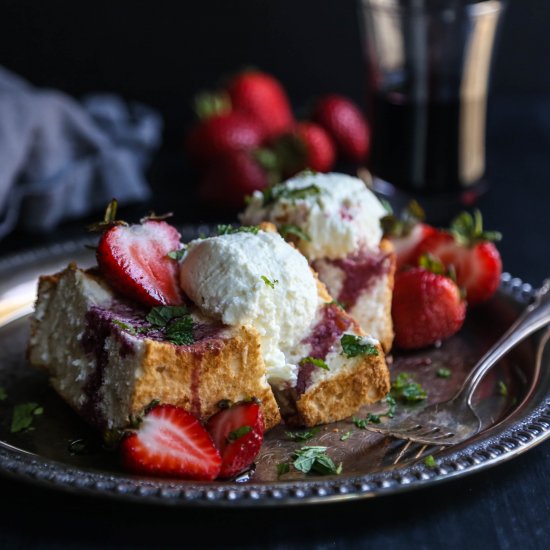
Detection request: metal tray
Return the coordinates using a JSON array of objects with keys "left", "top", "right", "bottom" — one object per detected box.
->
[{"left": 0, "top": 228, "right": 549, "bottom": 507}]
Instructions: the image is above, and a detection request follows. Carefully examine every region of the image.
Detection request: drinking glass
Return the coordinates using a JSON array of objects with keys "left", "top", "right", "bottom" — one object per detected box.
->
[{"left": 359, "top": 0, "right": 505, "bottom": 220}]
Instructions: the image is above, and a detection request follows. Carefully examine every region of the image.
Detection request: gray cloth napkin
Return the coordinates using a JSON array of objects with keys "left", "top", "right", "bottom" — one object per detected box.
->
[{"left": 0, "top": 66, "right": 161, "bottom": 238}]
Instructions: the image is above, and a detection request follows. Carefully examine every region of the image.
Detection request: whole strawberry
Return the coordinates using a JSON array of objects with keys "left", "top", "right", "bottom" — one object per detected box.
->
[
  {"left": 270, "top": 121, "right": 336, "bottom": 176},
  {"left": 186, "top": 112, "right": 265, "bottom": 168},
  {"left": 93, "top": 202, "right": 183, "bottom": 307},
  {"left": 415, "top": 210, "right": 502, "bottom": 305},
  {"left": 392, "top": 264, "right": 466, "bottom": 350},
  {"left": 197, "top": 149, "right": 270, "bottom": 209},
  {"left": 206, "top": 399, "right": 264, "bottom": 479},
  {"left": 120, "top": 403, "right": 222, "bottom": 480},
  {"left": 293, "top": 122, "right": 336, "bottom": 173},
  {"left": 227, "top": 70, "right": 294, "bottom": 139},
  {"left": 312, "top": 95, "right": 370, "bottom": 163}
]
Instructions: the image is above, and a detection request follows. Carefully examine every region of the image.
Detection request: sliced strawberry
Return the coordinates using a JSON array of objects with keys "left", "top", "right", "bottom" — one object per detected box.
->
[
  {"left": 392, "top": 267, "right": 466, "bottom": 350},
  {"left": 97, "top": 220, "right": 183, "bottom": 307},
  {"left": 415, "top": 211, "right": 502, "bottom": 305},
  {"left": 206, "top": 400, "right": 264, "bottom": 479},
  {"left": 382, "top": 201, "right": 436, "bottom": 269},
  {"left": 120, "top": 404, "right": 222, "bottom": 480},
  {"left": 390, "top": 222, "right": 437, "bottom": 270}
]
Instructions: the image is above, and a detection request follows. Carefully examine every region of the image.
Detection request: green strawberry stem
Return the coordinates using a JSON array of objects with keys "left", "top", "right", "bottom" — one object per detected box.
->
[
  {"left": 450, "top": 210, "right": 502, "bottom": 247},
  {"left": 194, "top": 91, "right": 232, "bottom": 120}
]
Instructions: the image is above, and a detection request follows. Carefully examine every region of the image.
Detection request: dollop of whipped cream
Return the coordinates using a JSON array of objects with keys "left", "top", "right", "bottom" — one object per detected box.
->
[
  {"left": 240, "top": 172, "right": 387, "bottom": 261},
  {"left": 179, "top": 230, "right": 319, "bottom": 386}
]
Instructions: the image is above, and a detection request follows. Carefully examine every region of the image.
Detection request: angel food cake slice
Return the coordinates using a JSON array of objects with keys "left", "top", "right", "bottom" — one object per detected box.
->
[
  {"left": 28, "top": 263, "right": 281, "bottom": 431},
  {"left": 241, "top": 171, "right": 396, "bottom": 352},
  {"left": 179, "top": 228, "right": 390, "bottom": 427}
]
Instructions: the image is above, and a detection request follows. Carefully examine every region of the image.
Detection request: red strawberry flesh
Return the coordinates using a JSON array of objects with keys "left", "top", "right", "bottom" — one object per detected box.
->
[
  {"left": 120, "top": 404, "right": 222, "bottom": 480},
  {"left": 206, "top": 401, "right": 264, "bottom": 479},
  {"left": 97, "top": 220, "right": 183, "bottom": 307},
  {"left": 415, "top": 231, "right": 502, "bottom": 305}
]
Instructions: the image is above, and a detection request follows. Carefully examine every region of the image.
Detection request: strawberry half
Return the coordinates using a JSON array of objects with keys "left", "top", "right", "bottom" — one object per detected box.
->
[
  {"left": 120, "top": 404, "right": 222, "bottom": 480},
  {"left": 97, "top": 220, "right": 183, "bottom": 307},
  {"left": 206, "top": 400, "right": 264, "bottom": 479},
  {"left": 392, "top": 266, "right": 466, "bottom": 350},
  {"left": 414, "top": 211, "right": 502, "bottom": 305}
]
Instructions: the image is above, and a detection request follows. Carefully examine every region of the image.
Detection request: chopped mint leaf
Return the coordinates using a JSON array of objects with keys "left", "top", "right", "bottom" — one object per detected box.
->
[
  {"left": 227, "top": 425, "right": 253, "bottom": 443},
  {"left": 436, "top": 368, "right": 452, "bottom": 379},
  {"left": 217, "top": 224, "right": 259, "bottom": 235},
  {"left": 299, "top": 356, "right": 329, "bottom": 371},
  {"left": 328, "top": 300, "right": 346, "bottom": 310},
  {"left": 340, "top": 431, "right": 352, "bottom": 441},
  {"left": 0, "top": 387, "right": 7, "bottom": 401},
  {"left": 279, "top": 224, "right": 311, "bottom": 242},
  {"left": 145, "top": 307, "right": 195, "bottom": 345},
  {"left": 498, "top": 380, "right": 508, "bottom": 397},
  {"left": 353, "top": 416, "right": 367, "bottom": 429},
  {"left": 262, "top": 183, "right": 321, "bottom": 206},
  {"left": 385, "top": 394, "right": 397, "bottom": 418},
  {"left": 261, "top": 275, "right": 278, "bottom": 289},
  {"left": 167, "top": 248, "right": 187, "bottom": 261},
  {"left": 353, "top": 394, "right": 397, "bottom": 428},
  {"left": 340, "top": 334, "right": 379, "bottom": 358},
  {"left": 391, "top": 373, "right": 427, "bottom": 404},
  {"left": 353, "top": 414, "right": 381, "bottom": 428},
  {"left": 292, "top": 446, "right": 341, "bottom": 475},
  {"left": 11, "top": 402, "right": 43, "bottom": 433},
  {"left": 277, "top": 463, "right": 290, "bottom": 477},
  {"left": 112, "top": 320, "right": 149, "bottom": 336},
  {"left": 146, "top": 306, "right": 189, "bottom": 327},
  {"left": 285, "top": 427, "right": 320, "bottom": 441},
  {"left": 424, "top": 455, "right": 437, "bottom": 469},
  {"left": 165, "top": 316, "right": 195, "bottom": 346}
]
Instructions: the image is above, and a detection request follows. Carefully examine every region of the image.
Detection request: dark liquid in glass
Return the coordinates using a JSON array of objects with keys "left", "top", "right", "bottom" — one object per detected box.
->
[{"left": 368, "top": 91, "right": 486, "bottom": 194}]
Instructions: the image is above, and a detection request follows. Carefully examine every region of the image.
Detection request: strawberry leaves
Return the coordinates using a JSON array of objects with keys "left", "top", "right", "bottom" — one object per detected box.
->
[{"left": 450, "top": 210, "right": 502, "bottom": 247}]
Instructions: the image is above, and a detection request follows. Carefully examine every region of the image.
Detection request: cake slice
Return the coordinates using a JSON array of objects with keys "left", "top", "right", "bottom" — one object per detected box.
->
[
  {"left": 240, "top": 171, "right": 396, "bottom": 352},
  {"left": 28, "top": 264, "right": 281, "bottom": 431}
]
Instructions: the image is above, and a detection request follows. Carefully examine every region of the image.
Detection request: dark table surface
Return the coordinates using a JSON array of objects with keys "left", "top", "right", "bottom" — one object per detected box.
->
[{"left": 1, "top": 95, "right": 549, "bottom": 549}]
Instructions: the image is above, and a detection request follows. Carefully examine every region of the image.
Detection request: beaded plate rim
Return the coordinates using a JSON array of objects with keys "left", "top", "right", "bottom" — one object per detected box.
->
[{"left": 0, "top": 233, "right": 548, "bottom": 507}]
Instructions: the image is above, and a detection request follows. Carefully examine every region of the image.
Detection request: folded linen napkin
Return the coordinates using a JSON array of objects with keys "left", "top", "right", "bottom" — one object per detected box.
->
[{"left": 0, "top": 66, "right": 161, "bottom": 238}]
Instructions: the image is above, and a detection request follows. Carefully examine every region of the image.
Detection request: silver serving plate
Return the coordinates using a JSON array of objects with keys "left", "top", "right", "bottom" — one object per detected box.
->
[{"left": 0, "top": 227, "right": 549, "bottom": 507}]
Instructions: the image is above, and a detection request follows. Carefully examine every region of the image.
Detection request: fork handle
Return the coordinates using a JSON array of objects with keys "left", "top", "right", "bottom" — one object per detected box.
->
[{"left": 459, "top": 279, "right": 550, "bottom": 406}]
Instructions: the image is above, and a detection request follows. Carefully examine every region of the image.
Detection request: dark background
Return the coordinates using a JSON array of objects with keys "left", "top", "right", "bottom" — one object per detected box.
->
[
  {"left": 0, "top": 1, "right": 550, "bottom": 548},
  {"left": 1, "top": 0, "right": 550, "bottom": 284}
]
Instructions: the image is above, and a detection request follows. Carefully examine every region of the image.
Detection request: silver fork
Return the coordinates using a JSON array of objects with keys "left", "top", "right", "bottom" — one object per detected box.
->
[{"left": 367, "top": 279, "right": 550, "bottom": 446}]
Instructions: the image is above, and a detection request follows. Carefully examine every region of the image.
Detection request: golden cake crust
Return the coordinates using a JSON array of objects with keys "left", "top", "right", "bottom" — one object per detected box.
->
[
  {"left": 293, "top": 341, "right": 390, "bottom": 427},
  {"left": 130, "top": 325, "right": 281, "bottom": 430}
]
